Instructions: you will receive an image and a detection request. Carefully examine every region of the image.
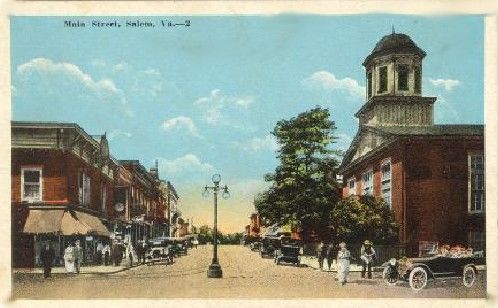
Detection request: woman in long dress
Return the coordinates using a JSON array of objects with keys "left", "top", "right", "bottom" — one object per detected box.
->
[
  {"left": 336, "top": 242, "right": 351, "bottom": 286},
  {"left": 64, "top": 244, "right": 76, "bottom": 273}
]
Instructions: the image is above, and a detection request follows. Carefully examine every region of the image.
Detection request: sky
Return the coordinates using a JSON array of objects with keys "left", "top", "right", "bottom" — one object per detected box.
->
[{"left": 11, "top": 15, "right": 484, "bottom": 233}]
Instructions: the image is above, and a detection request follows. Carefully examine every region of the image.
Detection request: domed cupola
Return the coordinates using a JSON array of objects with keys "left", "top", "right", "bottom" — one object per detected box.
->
[{"left": 356, "top": 30, "right": 436, "bottom": 127}]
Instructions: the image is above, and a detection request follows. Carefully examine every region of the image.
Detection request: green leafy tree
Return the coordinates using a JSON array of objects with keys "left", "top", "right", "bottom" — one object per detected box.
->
[
  {"left": 197, "top": 224, "right": 213, "bottom": 244},
  {"left": 332, "top": 196, "right": 398, "bottom": 244},
  {"left": 255, "top": 107, "right": 341, "bottom": 240}
]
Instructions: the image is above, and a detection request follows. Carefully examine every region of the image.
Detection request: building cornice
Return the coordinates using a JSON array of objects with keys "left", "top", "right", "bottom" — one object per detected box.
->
[{"left": 355, "top": 95, "right": 437, "bottom": 118}]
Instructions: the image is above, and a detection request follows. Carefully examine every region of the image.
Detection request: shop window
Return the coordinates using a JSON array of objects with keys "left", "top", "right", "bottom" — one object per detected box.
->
[
  {"left": 381, "top": 161, "right": 392, "bottom": 208},
  {"left": 362, "top": 169, "right": 373, "bottom": 195},
  {"left": 378, "top": 66, "right": 388, "bottom": 93},
  {"left": 468, "top": 231, "right": 485, "bottom": 252},
  {"left": 397, "top": 65, "right": 409, "bottom": 91},
  {"left": 21, "top": 167, "right": 42, "bottom": 202},
  {"left": 79, "top": 171, "right": 91, "bottom": 206},
  {"left": 468, "top": 154, "right": 485, "bottom": 213},
  {"left": 348, "top": 177, "right": 356, "bottom": 196}
]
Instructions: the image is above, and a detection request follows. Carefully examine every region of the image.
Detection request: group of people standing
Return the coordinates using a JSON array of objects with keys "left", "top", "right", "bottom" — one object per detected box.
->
[
  {"left": 317, "top": 240, "right": 376, "bottom": 286},
  {"left": 37, "top": 238, "right": 143, "bottom": 279},
  {"left": 63, "top": 240, "right": 84, "bottom": 274}
]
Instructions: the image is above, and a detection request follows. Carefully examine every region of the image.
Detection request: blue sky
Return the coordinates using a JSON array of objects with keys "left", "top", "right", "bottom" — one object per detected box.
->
[{"left": 11, "top": 15, "right": 484, "bottom": 232}]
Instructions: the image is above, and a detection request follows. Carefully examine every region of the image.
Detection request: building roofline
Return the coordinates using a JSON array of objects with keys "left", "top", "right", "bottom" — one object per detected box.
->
[
  {"left": 338, "top": 127, "right": 484, "bottom": 175},
  {"left": 354, "top": 96, "right": 437, "bottom": 118}
]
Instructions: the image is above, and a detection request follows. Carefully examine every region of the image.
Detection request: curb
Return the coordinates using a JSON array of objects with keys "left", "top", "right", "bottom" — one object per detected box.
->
[{"left": 13, "top": 263, "right": 144, "bottom": 276}]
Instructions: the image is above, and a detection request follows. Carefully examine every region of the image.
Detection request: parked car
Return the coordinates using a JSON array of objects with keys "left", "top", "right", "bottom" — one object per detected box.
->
[
  {"left": 383, "top": 254, "right": 480, "bottom": 291},
  {"left": 250, "top": 241, "right": 261, "bottom": 251},
  {"left": 260, "top": 236, "right": 281, "bottom": 258},
  {"left": 145, "top": 238, "right": 174, "bottom": 265},
  {"left": 274, "top": 243, "right": 301, "bottom": 266}
]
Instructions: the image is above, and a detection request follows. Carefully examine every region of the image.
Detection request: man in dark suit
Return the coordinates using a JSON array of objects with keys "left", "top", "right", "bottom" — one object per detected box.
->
[{"left": 40, "top": 242, "right": 55, "bottom": 279}]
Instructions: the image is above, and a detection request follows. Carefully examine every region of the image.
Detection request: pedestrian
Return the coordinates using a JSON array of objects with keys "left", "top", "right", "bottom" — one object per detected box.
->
[
  {"left": 96, "top": 241, "right": 103, "bottom": 265},
  {"left": 336, "top": 242, "right": 351, "bottom": 286},
  {"left": 40, "top": 242, "right": 55, "bottom": 278},
  {"left": 139, "top": 240, "right": 148, "bottom": 264},
  {"left": 317, "top": 241, "right": 326, "bottom": 271},
  {"left": 63, "top": 243, "right": 76, "bottom": 274},
  {"left": 326, "top": 242, "right": 334, "bottom": 271},
  {"left": 74, "top": 240, "right": 83, "bottom": 274},
  {"left": 103, "top": 243, "right": 110, "bottom": 266},
  {"left": 360, "top": 240, "right": 376, "bottom": 279},
  {"left": 127, "top": 243, "right": 134, "bottom": 266}
]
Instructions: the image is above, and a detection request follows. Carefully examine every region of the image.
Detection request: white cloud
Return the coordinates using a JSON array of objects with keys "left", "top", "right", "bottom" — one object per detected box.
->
[
  {"left": 107, "top": 130, "right": 132, "bottom": 141},
  {"left": 161, "top": 116, "right": 202, "bottom": 138},
  {"left": 17, "top": 58, "right": 133, "bottom": 117},
  {"left": 113, "top": 62, "right": 132, "bottom": 72},
  {"left": 194, "top": 89, "right": 254, "bottom": 125},
  {"left": 158, "top": 154, "right": 214, "bottom": 175},
  {"left": 236, "top": 134, "right": 278, "bottom": 152},
  {"left": 429, "top": 78, "right": 461, "bottom": 92},
  {"left": 302, "top": 71, "right": 365, "bottom": 99}
]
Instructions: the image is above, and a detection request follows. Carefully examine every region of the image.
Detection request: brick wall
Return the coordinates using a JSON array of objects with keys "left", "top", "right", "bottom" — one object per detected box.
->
[
  {"left": 404, "top": 138, "right": 484, "bottom": 254},
  {"left": 340, "top": 137, "right": 485, "bottom": 256},
  {"left": 12, "top": 148, "right": 114, "bottom": 217}
]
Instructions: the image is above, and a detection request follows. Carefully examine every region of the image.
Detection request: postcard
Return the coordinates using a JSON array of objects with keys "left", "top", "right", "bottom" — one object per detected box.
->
[{"left": 2, "top": 2, "right": 497, "bottom": 307}]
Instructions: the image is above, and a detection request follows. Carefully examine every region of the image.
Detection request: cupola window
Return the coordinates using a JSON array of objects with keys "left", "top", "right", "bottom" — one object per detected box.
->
[
  {"left": 378, "top": 66, "right": 388, "bottom": 93},
  {"left": 414, "top": 67, "right": 421, "bottom": 94},
  {"left": 367, "top": 71, "right": 373, "bottom": 98},
  {"left": 398, "top": 65, "right": 409, "bottom": 91}
]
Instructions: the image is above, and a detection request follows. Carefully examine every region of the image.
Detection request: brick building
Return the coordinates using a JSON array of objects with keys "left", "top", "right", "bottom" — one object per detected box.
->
[
  {"left": 12, "top": 121, "right": 180, "bottom": 268},
  {"left": 338, "top": 32, "right": 485, "bottom": 257},
  {"left": 12, "top": 122, "right": 115, "bottom": 267}
]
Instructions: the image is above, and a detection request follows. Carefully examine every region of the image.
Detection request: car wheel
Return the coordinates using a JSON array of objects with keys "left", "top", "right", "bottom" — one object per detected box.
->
[
  {"left": 383, "top": 267, "right": 397, "bottom": 286},
  {"left": 409, "top": 267, "right": 428, "bottom": 291},
  {"left": 463, "top": 265, "right": 476, "bottom": 288}
]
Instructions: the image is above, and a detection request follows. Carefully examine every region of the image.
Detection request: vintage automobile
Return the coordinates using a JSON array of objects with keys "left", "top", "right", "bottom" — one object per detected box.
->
[
  {"left": 274, "top": 243, "right": 301, "bottom": 266},
  {"left": 250, "top": 241, "right": 261, "bottom": 251},
  {"left": 163, "top": 237, "right": 188, "bottom": 257},
  {"left": 383, "top": 254, "right": 480, "bottom": 291},
  {"left": 260, "top": 236, "right": 281, "bottom": 258},
  {"left": 145, "top": 238, "right": 174, "bottom": 265}
]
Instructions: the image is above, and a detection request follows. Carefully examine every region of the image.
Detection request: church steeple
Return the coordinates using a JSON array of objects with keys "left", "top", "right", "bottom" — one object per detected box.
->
[{"left": 357, "top": 32, "right": 436, "bottom": 127}]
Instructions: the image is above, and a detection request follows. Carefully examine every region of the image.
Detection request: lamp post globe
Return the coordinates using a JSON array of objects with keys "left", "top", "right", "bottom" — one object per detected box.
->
[{"left": 212, "top": 174, "right": 221, "bottom": 184}]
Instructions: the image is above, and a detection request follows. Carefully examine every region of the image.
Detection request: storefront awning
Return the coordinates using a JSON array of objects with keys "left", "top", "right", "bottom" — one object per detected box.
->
[
  {"left": 23, "top": 209, "right": 65, "bottom": 234},
  {"left": 73, "top": 211, "right": 110, "bottom": 236},
  {"left": 23, "top": 209, "right": 110, "bottom": 237}
]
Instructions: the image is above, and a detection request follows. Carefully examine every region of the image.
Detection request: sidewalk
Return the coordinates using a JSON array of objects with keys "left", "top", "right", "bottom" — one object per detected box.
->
[
  {"left": 301, "top": 255, "right": 384, "bottom": 272},
  {"left": 300, "top": 255, "right": 487, "bottom": 272},
  {"left": 14, "top": 263, "right": 142, "bottom": 275}
]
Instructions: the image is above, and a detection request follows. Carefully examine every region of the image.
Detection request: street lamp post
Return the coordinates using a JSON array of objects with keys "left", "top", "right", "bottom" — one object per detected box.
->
[{"left": 203, "top": 174, "right": 230, "bottom": 278}]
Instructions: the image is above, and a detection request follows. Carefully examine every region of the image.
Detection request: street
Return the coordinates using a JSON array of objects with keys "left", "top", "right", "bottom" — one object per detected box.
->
[{"left": 13, "top": 244, "right": 486, "bottom": 299}]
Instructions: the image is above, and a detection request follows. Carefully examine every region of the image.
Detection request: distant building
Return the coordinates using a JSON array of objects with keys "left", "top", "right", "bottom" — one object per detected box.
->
[
  {"left": 249, "top": 213, "right": 261, "bottom": 237},
  {"left": 338, "top": 32, "right": 485, "bottom": 256}
]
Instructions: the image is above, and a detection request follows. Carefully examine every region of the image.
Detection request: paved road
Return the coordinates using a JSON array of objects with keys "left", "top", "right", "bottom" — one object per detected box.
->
[{"left": 12, "top": 245, "right": 486, "bottom": 299}]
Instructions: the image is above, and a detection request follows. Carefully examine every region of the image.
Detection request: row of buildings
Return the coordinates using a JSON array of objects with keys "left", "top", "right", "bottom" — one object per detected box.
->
[
  {"left": 246, "top": 31, "right": 485, "bottom": 258},
  {"left": 11, "top": 121, "right": 184, "bottom": 268}
]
